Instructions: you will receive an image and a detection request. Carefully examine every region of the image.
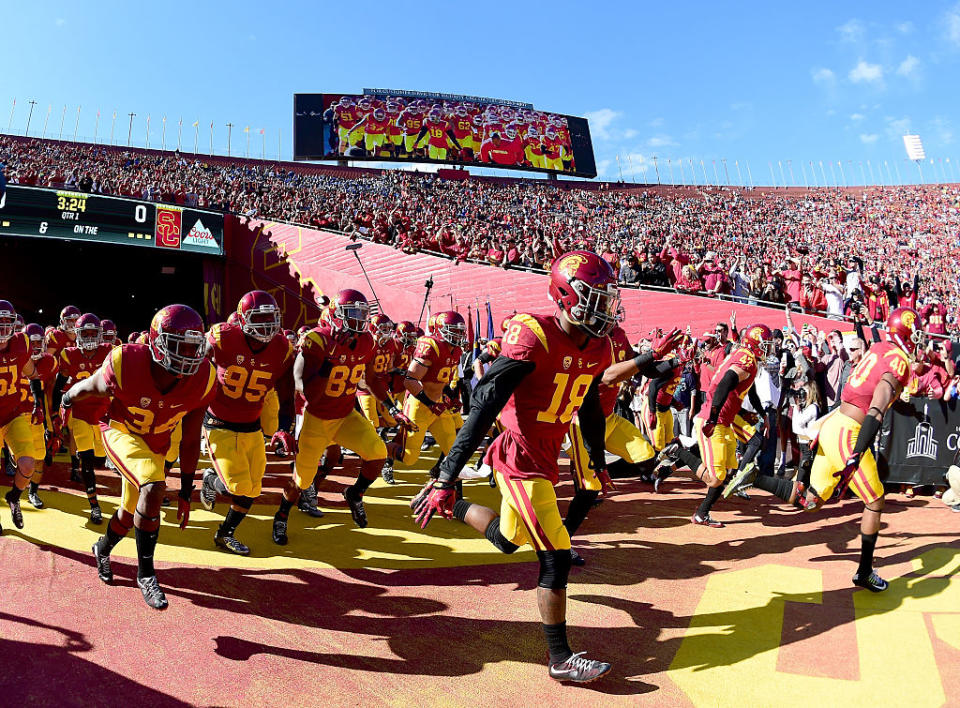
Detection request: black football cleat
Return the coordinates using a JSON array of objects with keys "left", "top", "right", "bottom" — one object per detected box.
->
[
  {"left": 691, "top": 512, "right": 724, "bottom": 528},
  {"left": 200, "top": 469, "right": 218, "bottom": 511},
  {"left": 548, "top": 651, "right": 612, "bottom": 683},
  {"left": 92, "top": 542, "right": 113, "bottom": 584},
  {"left": 6, "top": 490, "right": 24, "bottom": 529},
  {"left": 215, "top": 533, "right": 251, "bottom": 556},
  {"left": 570, "top": 549, "right": 586, "bottom": 567},
  {"left": 297, "top": 485, "right": 324, "bottom": 517},
  {"left": 272, "top": 517, "right": 288, "bottom": 545},
  {"left": 853, "top": 570, "right": 889, "bottom": 592},
  {"left": 342, "top": 488, "right": 368, "bottom": 528},
  {"left": 137, "top": 576, "right": 169, "bottom": 610},
  {"left": 90, "top": 504, "right": 103, "bottom": 525}
]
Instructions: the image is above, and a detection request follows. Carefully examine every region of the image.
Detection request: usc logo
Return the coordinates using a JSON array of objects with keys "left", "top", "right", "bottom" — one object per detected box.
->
[
  {"left": 557, "top": 253, "right": 589, "bottom": 278},
  {"left": 901, "top": 310, "right": 917, "bottom": 329}
]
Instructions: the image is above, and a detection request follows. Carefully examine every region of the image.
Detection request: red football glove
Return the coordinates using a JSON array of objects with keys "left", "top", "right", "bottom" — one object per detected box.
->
[
  {"left": 46, "top": 430, "right": 63, "bottom": 456},
  {"left": 429, "top": 396, "right": 452, "bottom": 417},
  {"left": 833, "top": 453, "right": 861, "bottom": 499},
  {"left": 31, "top": 404, "right": 45, "bottom": 426},
  {"left": 177, "top": 494, "right": 191, "bottom": 530},
  {"left": 410, "top": 480, "right": 456, "bottom": 528},
  {"left": 595, "top": 467, "right": 617, "bottom": 496},
  {"left": 653, "top": 327, "right": 685, "bottom": 359},
  {"left": 701, "top": 420, "right": 716, "bottom": 438},
  {"left": 646, "top": 409, "right": 658, "bottom": 430},
  {"left": 271, "top": 430, "right": 298, "bottom": 455},
  {"left": 389, "top": 405, "right": 419, "bottom": 432}
]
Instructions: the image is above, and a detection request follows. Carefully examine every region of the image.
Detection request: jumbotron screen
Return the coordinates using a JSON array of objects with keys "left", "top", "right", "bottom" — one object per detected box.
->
[{"left": 293, "top": 92, "right": 597, "bottom": 178}]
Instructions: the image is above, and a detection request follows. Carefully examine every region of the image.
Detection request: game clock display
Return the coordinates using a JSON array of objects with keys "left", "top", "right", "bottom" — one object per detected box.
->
[{"left": 0, "top": 185, "right": 224, "bottom": 255}]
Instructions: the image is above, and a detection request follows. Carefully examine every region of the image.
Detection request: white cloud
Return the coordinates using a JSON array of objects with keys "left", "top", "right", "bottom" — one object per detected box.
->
[
  {"left": 583, "top": 108, "right": 621, "bottom": 140},
  {"left": 860, "top": 133, "right": 879, "bottom": 144},
  {"left": 811, "top": 67, "right": 836, "bottom": 84},
  {"left": 896, "top": 55, "right": 920, "bottom": 77},
  {"left": 850, "top": 113, "right": 865, "bottom": 121},
  {"left": 896, "top": 21, "right": 914, "bottom": 34},
  {"left": 849, "top": 60, "right": 883, "bottom": 83},
  {"left": 884, "top": 116, "right": 912, "bottom": 140},
  {"left": 647, "top": 135, "right": 675, "bottom": 148},
  {"left": 622, "top": 129, "right": 638, "bottom": 139},
  {"left": 837, "top": 19, "right": 865, "bottom": 42},
  {"left": 947, "top": 3, "right": 960, "bottom": 45}
]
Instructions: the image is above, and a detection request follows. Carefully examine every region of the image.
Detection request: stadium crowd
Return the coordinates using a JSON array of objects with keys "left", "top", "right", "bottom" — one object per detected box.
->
[{"left": 3, "top": 136, "right": 960, "bottom": 331}]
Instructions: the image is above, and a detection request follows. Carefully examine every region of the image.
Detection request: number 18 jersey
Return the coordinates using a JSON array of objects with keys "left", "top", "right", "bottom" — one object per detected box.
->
[{"left": 490, "top": 313, "right": 612, "bottom": 484}]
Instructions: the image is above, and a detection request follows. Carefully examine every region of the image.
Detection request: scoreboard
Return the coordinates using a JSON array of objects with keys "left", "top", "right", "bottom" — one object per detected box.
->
[{"left": 0, "top": 185, "right": 224, "bottom": 256}]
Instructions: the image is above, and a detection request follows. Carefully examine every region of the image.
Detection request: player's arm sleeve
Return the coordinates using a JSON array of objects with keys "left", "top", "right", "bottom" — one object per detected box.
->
[
  {"left": 436, "top": 356, "right": 535, "bottom": 484},
  {"left": 647, "top": 376, "right": 663, "bottom": 412},
  {"left": 747, "top": 384, "right": 763, "bottom": 413},
  {"left": 477, "top": 350, "right": 496, "bottom": 365},
  {"left": 51, "top": 373, "right": 69, "bottom": 409},
  {"left": 578, "top": 377, "right": 607, "bottom": 473},
  {"left": 275, "top": 360, "right": 296, "bottom": 433},
  {"left": 707, "top": 369, "right": 740, "bottom": 422}
]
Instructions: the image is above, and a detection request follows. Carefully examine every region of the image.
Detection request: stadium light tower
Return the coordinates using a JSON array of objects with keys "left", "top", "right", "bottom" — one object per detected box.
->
[
  {"left": 903, "top": 134, "right": 925, "bottom": 183},
  {"left": 24, "top": 100, "right": 37, "bottom": 136}
]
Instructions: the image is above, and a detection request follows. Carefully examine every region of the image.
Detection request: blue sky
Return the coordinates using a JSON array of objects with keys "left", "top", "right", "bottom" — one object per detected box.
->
[{"left": 4, "top": 1, "right": 960, "bottom": 184}]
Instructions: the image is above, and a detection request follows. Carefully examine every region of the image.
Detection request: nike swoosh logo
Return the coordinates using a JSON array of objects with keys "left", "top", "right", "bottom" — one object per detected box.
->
[
  {"left": 587, "top": 362, "right": 600, "bottom": 368},
  {"left": 170, "top": 404, "right": 183, "bottom": 409}
]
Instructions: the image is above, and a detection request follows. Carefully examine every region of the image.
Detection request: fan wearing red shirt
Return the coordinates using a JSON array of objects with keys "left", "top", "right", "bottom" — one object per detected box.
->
[
  {"left": 55, "top": 314, "right": 113, "bottom": 523},
  {"left": 921, "top": 298, "right": 948, "bottom": 335},
  {"left": 413, "top": 251, "right": 621, "bottom": 684},
  {"left": 63, "top": 305, "right": 217, "bottom": 610}
]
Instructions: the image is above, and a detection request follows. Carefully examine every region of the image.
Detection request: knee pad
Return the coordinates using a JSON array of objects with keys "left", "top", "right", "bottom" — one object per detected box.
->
[
  {"left": 536, "top": 549, "right": 572, "bottom": 590},
  {"left": 232, "top": 495, "right": 255, "bottom": 510},
  {"left": 134, "top": 511, "right": 161, "bottom": 532},
  {"left": 484, "top": 517, "right": 519, "bottom": 554}
]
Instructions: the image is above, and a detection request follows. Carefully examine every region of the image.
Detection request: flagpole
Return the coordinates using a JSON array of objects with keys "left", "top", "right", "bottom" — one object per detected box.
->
[
  {"left": 93, "top": 110, "right": 100, "bottom": 144},
  {"left": 58, "top": 105, "right": 67, "bottom": 140},
  {"left": 41, "top": 104, "right": 51, "bottom": 138},
  {"left": 245, "top": 128, "right": 250, "bottom": 158},
  {"left": 278, "top": 127, "right": 281, "bottom": 160},
  {"left": 25, "top": 100, "right": 37, "bottom": 136},
  {"left": 145, "top": 115, "right": 151, "bottom": 148},
  {"left": 73, "top": 106, "right": 81, "bottom": 141},
  {"left": 161, "top": 116, "right": 167, "bottom": 150},
  {"left": 209, "top": 121, "right": 214, "bottom": 155},
  {"left": 127, "top": 112, "right": 136, "bottom": 146},
  {"left": 6, "top": 98, "right": 14, "bottom": 133},
  {"left": 110, "top": 111, "right": 117, "bottom": 145},
  {"left": 225, "top": 122, "right": 233, "bottom": 156},
  {"left": 261, "top": 130, "right": 265, "bottom": 159},
  {"left": 735, "top": 160, "right": 743, "bottom": 186},
  {"left": 177, "top": 118, "right": 182, "bottom": 151},
  {"left": 745, "top": 160, "right": 754, "bottom": 189},
  {"left": 194, "top": 122, "right": 199, "bottom": 153}
]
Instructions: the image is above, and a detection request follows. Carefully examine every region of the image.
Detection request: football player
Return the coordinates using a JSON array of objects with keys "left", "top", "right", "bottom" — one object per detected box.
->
[
  {"left": 740, "top": 308, "right": 920, "bottom": 592},
  {"left": 358, "top": 314, "right": 400, "bottom": 430},
  {"left": 333, "top": 96, "right": 363, "bottom": 154},
  {"left": 0, "top": 302, "right": 46, "bottom": 532},
  {"left": 565, "top": 324, "right": 683, "bottom": 563},
  {"left": 398, "top": 102, "right": 426, "bottom": 157},
  {"left": 412, "top": 251, "right": 621, "bottom": 683},
  {"left": 18, "top": 323, "right": 58, "bottom": 510},
  {"left": 382, "top": 311, "right": 466, "bottom": 482},
  {"left": 101, "top": 319, "right": 120, "bottom": 347},
  {"left": 347, "top": 107, "right": 391, "bottom": 157},
  {"left": 413, "top": 109, "right": 462, "bottom": 161},
  {"left": 272, "top": 289, "right": 412, "bottom": 543},
  {"left": 53, "top": 313, "right": 113, "bottom": 524},
  {"left": 45, "top": 305, "right": 80, "bottom": 358},
  {"left": 199, "top": 291, "right": 295, "bottom": 555},
  {"left": 62, "top": 305, "right": 217, "bottom": 610}
]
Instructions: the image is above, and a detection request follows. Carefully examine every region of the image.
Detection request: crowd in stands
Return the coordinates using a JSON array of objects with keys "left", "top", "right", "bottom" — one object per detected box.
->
[{"left": 2, "top": 135, "right": 960, "bottom": 332}]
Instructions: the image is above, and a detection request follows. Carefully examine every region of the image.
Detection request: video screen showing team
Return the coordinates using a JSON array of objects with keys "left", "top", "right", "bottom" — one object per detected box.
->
[
  {"left": 0, "top": 250, "right": 925, "bottom": 683},
  {"left": 325, "top": 94, "right": 577, "bottom": 172}
]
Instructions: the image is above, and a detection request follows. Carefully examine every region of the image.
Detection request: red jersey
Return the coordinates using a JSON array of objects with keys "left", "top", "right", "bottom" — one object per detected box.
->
[
  {"left": 0, "top": 334, "right": 32, "bottom": 426},
  {"left": 411, "top": 335, "right": 462, "bottom": 386},
  {"left": 61, "top": 344, "right": 113, "bottom": 424},
  {"left": 17, "top": 353, "right": 57, "bottom": 415},
  {"left": 921, "top": 303, "right": 948, "bottom": 335},
  {"left": 450, "top": 117, "right": 474, "bottom": 141},
  {"left": 399, "top": 110, "right": 424, "bottom": 135},
  {"left": 391, "top": 344, "right": 414, "bottom": 395},
  {"left": 423, "top": 121, "right": 452, "bottom": 149},
  {"left": 598, "top": 327, "right": 633, "bottom": 416},
  {"left": 299, "top": 324, "right": 377, "bottom": 420},
  {"left": 45, "top": 328, "right": 75, "bottom": 358},
  {"left": 489, "top": 313, "right": 612, "bottom": 484},
  {"left": 363, "top": 117, "right": 390, "bottom": 137},
  {"left": 361, "top": 338, "right": 400, "bottom": 398},
  {"left": 841, "top": 340, "right": 911, "bottom": 415},
  {"left": 480, "top": 139, "right": 524, "bottom": 166},
  {"left": 656, "top": 366, "right": 683, "bottom": 407},
  {"left": 486, "top": 337, "right": 503, "bottom": 358},
  {"left": 206, "top": 322, "right": 295, "bottom": 424},
  {"left": 334, "top": 105, "right": 360, "bottom": 129},
  {"left": 696, "top": 347, "right": 759, "bottom": 425},
  {"left": 101, "top": 344, "right": 218, "bottom": 455}
]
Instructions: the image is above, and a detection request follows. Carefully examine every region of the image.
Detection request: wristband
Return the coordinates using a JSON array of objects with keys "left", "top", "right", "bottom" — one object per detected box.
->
[{"left": 415, "top": 391, "right": 435, "bottom": 406}]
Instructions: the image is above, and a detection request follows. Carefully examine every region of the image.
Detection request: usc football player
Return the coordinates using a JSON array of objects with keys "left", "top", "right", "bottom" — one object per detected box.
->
[
  {"left": 412, "top": 251, "right": 619, "bottom": 684},
  {"left": 0, "top": 300, "right": 43, "bottom": 533},
  {"left": 358, "top": 314, "right": 401, "bottom": 433},
  {"left": 272, "top": 289, "right": 413, "bottom": 544},
  {"left": 17, "top": 323, "right": 58, "bottom": 511},
  {"left": 54, "top": 313, "right": 113, "bottom": 524},
  {"left": 198, "top": 291, "right": 295, "bottom": 556},
  {"left": 63, "top": 305, "right": 217, "bottom": 610}
]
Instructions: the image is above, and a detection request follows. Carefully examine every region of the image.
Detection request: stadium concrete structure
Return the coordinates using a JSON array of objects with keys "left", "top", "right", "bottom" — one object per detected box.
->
[{"left": 0, "top": 135, "right": 958, "bottom": 706}]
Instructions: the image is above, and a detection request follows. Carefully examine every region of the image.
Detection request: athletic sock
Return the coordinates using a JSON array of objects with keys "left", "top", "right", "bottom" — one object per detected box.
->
[
  {"left": 753, "top": 475, "right": 795, "bottom": 502},
  {"left": 98, "top": 515, "right": 129, "bottom": 555},
  {"left": 452, "top": 499, "right": 472, "bottom": 522},
  {"left": 80, "top": 452, "right": 98, "bottom": 505},
  {"left": 543, "top": 622, "right": 573, "bottom": 664},
  {"left": 349, "top": 473, "right": 375, "bottom": 497},
  {"left": 28, "top": 481, "right": 40, "bottom": 495},
  {"left": 858, "top": 532, "right": 878, "bottom": 576},
  {"left": 563, "top": 489, "right": 600, "bottom": 538},
  {"left": 219, "top": 508, "right": 247, "bottom": 537},
  {"left": 696, "top": 485, "right": 723, "bottom": 518},
  {"left": 134, "top": 527, "right": 160, "bottom": 579},
  {"left": 276, "top": 497, "right": 294, "bottom": 521},
  {"left": 5, "top": 487, "right": 23, "bottom": 502},
  {"left": 739, "top": 432, "right": 764, "bottom": 469}
]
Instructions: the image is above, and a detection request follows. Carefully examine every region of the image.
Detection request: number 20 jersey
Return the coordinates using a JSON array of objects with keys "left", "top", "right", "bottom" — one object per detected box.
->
[
  {"left": 206, "top": 322, "right": 294, "bottom": 424},
  {"left": 490, "top": 313, "right": 612, "bottom": 484},
  {"left": 102, "top": 344, "right": 217, "bottom": 455}
]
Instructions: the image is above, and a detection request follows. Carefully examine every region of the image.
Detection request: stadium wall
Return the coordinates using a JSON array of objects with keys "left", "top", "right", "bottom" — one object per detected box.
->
[{"left": 234, "top": 218, "right": 848, "bottom": 338}]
